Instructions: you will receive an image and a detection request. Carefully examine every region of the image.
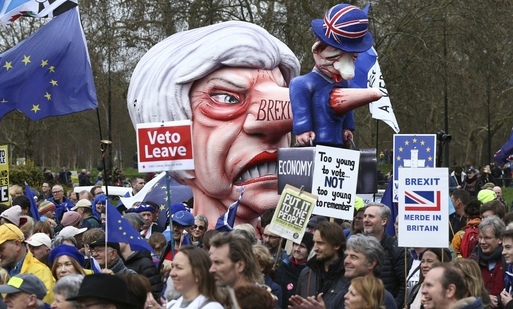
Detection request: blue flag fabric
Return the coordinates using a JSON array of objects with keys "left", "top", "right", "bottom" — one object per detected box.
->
[
  {"left": 0, "top": 7, "right": 97, "bottom": 120},
  {"left": 24, "top": 182, "right": 40, "bottom": 221},
  {"left": 215, "top": 188, "right": 245, "bottom": 232},
  {"left": 494, "top": 128, "right": 513, "bottom": 165},
  {"left": 382, "top": 180, "right": 398, "bottom": 237},
  {"left": 105, "top": 202, "right": 154, "bottom": 253}
]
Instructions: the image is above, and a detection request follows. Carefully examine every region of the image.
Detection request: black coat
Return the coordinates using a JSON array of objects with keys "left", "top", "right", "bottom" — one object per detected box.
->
[
  {"left": 274, "top": 257, "right": 308, "bottom": 309},
  {"left": 379, "top": 233, "right": 410, "bottom": 309},
  {"left": 124, "top": 250, "right": 163, "bottom": 300}
]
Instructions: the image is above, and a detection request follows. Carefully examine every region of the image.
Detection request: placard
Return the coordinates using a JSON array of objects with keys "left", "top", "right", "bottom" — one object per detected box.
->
[
  {"left": 311, "top": 145, "right": 360, "bottom": 220},
  {"left": 0, "top": 146, "right": 8, "bottom": 203},
  {"left": 269, "top": 184, "right": 316, "bottom": 243},
  {"left": 398, "top": 168, "right": 449, "bottom": 248},
  {"left": 136, "top": 121, "right": 194, "bottom": 172}
]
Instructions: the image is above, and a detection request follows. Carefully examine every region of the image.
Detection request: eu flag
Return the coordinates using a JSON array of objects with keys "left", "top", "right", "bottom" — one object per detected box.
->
[
  {"left": 494, "top": 128, "right": 513, "bottom": 165},
  {"left": 215, "top": 187, "right": 244, "bottom": 232},
  {"left": 105, "top": 202, "right": 154, "bottom": 253},
  {"left": 0, "top": 7, "right": 97, "bottom": 121},
  {"left": 24, "top": 182, "right": 40, "bottom": 221}
]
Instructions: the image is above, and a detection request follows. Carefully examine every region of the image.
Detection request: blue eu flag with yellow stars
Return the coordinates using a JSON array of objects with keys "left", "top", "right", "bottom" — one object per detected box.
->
[
  {"left": 0, "top": 7, "right": 97, "bottom": 121},
  {"left": 106, "top": 202, "right": 154, "bottom": 253},
  {"left": 393, "top": 134, "right": 437, "bottom": 183}
]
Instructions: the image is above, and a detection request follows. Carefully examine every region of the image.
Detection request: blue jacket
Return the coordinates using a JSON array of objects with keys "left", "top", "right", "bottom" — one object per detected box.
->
[
  {"left": 290, "top": 68, "right": 354, "bottom": 147},
  {"left": 47, "top": 197, "right": 74, "bottom": 223}
]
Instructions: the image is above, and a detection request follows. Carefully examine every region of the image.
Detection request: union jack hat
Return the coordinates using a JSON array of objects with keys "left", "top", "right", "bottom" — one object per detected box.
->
[{"left": 311, "top": 4, "right": 373, "bottom": 53}]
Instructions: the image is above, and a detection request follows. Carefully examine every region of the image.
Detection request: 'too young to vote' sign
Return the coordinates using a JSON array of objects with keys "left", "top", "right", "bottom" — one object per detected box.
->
[
  {"left": 398, "top": 168, "right": 449, "bottom": 248},
  {"left": 311, "top": 145, "right": 360, "bottom": 220},
  {"left": 269, "top": 184, "right": 316, "bottom": 243},
  {"left": 136, "top": 121, "right": 194, "bottom": 172}
]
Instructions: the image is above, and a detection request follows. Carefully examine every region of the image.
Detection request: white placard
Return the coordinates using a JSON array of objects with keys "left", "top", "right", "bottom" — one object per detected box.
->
[
  {"left": 311, "top": 145, "right": 360, "bottom": 220},
  {"left": 398, "top": 168, "right": 449, "bottom": 248}
]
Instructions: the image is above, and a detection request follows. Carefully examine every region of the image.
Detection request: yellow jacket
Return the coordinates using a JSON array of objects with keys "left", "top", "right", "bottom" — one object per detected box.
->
[{"left": 20, "top": 250, "right": 55, "bottom": 304}]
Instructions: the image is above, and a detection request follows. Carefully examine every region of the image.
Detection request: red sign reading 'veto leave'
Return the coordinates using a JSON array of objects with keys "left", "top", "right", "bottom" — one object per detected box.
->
[{"left": 136, "top": 121, "right": 194, "bottom": 172}]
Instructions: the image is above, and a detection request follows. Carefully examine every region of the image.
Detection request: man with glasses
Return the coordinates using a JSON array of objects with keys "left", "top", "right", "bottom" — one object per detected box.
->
[
  {"left": 0, "top": 224, "right": 54, "bottom": 303},
  {"left": 88, "top": 238, "right": 135, "bottom": 275},
  {"left": 262, "top": 224, "right": 288, "bottom": 271},
  {"left": 0, "top": 274, "right": 49, "bottom": 309},
  {"left": 37, "top": 182, "right": 51, "bottom": 202},
  {"left": 48, "top": 184, "right": 75, "bottom": 224}
]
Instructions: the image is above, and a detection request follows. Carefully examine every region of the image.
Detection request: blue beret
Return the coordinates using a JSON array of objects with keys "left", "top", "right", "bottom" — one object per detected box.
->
[{"left": 49, "top": 244, "right": 85, "bottom": 267}]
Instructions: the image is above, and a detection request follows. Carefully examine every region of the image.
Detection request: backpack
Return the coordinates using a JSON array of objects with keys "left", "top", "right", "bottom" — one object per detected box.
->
[{"left": 460, "top": 225, "right": 479, "bottom": 258}]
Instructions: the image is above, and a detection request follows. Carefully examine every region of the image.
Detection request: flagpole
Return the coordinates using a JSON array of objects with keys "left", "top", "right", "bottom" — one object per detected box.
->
[{"left": 100, "top": 140, "right": 112, "bottom": 268}]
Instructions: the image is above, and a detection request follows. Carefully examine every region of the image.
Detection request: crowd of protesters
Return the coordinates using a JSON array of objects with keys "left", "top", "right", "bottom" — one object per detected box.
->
[{"left": 2, "top": 164, "right": 513, "bottom": 309}]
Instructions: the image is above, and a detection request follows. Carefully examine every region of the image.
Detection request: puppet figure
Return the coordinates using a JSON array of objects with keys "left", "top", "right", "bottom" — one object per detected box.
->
[
  {"left": 127, "top": 21, "right": 300, "bottom": 229},
  {"left": 291, "top": 4, "right": 382, "bottom": 147}
]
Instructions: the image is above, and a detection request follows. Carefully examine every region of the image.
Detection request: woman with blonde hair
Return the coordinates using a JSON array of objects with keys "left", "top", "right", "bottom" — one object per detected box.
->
[
  {"left": 166, "top": 245, "right": 223, "bottom": 309},
  {"left": 452, "top": 258, "right": 492, "bottom": 308},
  {"left": 345, "top": 276, "right": 385, "bottom": 309},
  {"left": 49, "top": 245, "right": 88, "bottom": 280}
]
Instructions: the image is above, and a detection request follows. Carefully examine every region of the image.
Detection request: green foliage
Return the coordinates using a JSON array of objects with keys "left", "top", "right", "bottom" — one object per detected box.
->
[
  {"left": 9, "top": 161, "right": 43, "bottom": 187},
  {"left": 502, "top": 187, "right": 513, "bottom": 209}
]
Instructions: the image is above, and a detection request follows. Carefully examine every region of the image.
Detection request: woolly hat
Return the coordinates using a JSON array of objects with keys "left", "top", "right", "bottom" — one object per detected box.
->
[
  {"left": 354, "top": 196, "right": 365, "bottom": 210},
  {"left": 307, "top": 215, "right": 327, "bottom": 228},
  {"left": 477, "top": 190, "right": 497, "bottom": 204},
  {"left": 61, "top": 211, "right": 82, "bottom": 227},
  {"left": 49, "top": 244, "right": 85, "bottom": 266},
  {"left": 0, "top": 205, "right": 22, "bottom": 226},
  {"left": 38, "top": 201, "right": 56, "bottom": 216},
  {"left": 300, "top": 231, "right": 314, "bottom": 253}
]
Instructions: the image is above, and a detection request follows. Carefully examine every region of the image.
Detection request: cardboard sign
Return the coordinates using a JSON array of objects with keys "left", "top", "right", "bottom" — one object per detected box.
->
[
  {"left": 136, "top": 121, "right": 194, "bottom": 172},
  {"left": 311, "top": 145, "right": 360, "bottom": 220},
  {"left": 0, "top": 146, "right": 8, "bottom": 203},
  {"left": 269, "top": 184, "right": 316, "bottom": 243},
  {"left": 393, "top": 134, "right": 436, "bottom": 202},
  {"left": 278, "top": 147, "right": 315, "bottom": 194},
  {"left": 398, "top": 168, "right": 449, "bottom": 248}
]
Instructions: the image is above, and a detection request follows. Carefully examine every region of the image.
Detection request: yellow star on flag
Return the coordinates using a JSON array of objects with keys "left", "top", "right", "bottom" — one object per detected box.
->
[
  {"left": 426, "top": 147, "right": 431, "bottom": 152},
  {"left": 3, "top": 61, "right": 12, "bottom": 70},
  {"left": 396, "top": 156, "right": 402, "bottom": 161},
  {"left": 40, "top": 60, "right": 48, "bottom": 67},
  {"left": 0, "top": 99, "right": 7, "bottom": 103},
  {"left": 48, "top": 66, "right": 55, "bottom": 73},
  {"left": 50, "top": 80, "right": 58, "bottom": 86},
  {"left": 44, "top": 92, "right": 51, "bottom": 100},
  {"left": 420, "top": 140, "right": 425, "bottom": 145},
  {"left": 31, "top": 105, "right": 40, "bottom": 113},
  {"left": 404, "top": 140, "right": 409, "bottom": 145},
  {"left": 412, "top": 138, "right": 417, "bottom": 143},
  {"left": 22, "top": 55, "right": 31, "bottom": 65},
  {"left": 399, "top": 147, "right": 403, "bottom": 152}
]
